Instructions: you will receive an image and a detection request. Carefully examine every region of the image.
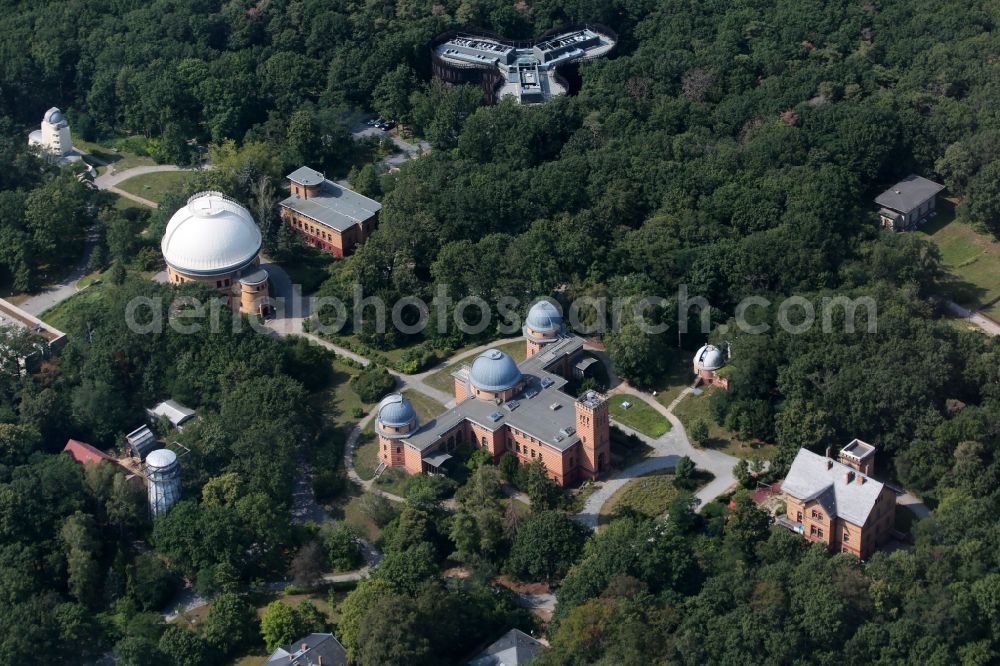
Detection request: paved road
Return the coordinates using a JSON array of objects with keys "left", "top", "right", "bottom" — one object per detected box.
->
[
  {"left": 942, "top": 299, "right": 1000, "bottom": 336},
  {"left": 575, "top": 384, "right": 739, "bottom": 530},
  {"left": 93, "top": 163, "right": 193, "bottom": 190},
  {"left": 18, "top": 226, "right": 99, "bottom": 316}
]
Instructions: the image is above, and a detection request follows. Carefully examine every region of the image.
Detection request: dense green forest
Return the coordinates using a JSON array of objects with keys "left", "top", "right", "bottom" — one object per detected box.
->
[{"left": 2, "top": 0, "right": 1000, "bottom": 663}]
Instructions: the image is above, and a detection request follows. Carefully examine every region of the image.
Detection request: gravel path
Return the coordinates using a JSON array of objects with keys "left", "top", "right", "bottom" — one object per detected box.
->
[{"left": 575, "top": 384, "right": 739, "bottom": 530}]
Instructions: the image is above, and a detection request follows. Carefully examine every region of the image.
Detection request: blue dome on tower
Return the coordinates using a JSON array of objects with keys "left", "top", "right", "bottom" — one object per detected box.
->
[
  {"left": 377, "top": 393, "right": 417, "bottom": 428},
  {"left": 525, "top": 300, "right": 564, "bottom": 335},
  {"left": 469, "top": 349, "right": 523, "bottom": 392}
]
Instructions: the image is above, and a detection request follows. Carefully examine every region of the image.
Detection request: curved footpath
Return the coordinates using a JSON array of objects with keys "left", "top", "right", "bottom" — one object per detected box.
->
[{"left": 575, "top": 385, "right": 739, "bottom": 530}]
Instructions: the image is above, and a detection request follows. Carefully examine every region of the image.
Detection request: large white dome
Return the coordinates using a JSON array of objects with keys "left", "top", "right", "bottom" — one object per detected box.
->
[{"left": 161, "top": 192, "right": 262, "bottom": 275}]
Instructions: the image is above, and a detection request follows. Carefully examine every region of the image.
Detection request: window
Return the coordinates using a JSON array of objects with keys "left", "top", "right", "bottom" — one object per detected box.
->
[
  {"left": 796, "top": 511, "right": 803, "bottom": 523},
  {"left": 396, "top": 447, "right": 401, "bottom": 454},
  {"left": 843, "top": 531, "right": 850, "bottom": 543},
  {"left": 817, "top": 528, "right": 824, "bottom": 538},
  {"left": 531, "top": 450, "right": 536, "bottom": 459},
  {"left": 481, "top": 436, "right": 487, "bottom": 448},
  {"left": 216, "top": 280, "right": 222, "bottom": 288},
  {"left": 809, "top": 525, "right": 816, "bottom": 536}
]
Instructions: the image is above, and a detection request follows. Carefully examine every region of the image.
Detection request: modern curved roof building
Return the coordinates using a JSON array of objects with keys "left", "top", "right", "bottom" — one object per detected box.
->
[
  {"left": 432, "top": 26, "right": 616, "bottom": 104},
  {"left": 160, "top": 192, "right": 270, "bottom": 316}
]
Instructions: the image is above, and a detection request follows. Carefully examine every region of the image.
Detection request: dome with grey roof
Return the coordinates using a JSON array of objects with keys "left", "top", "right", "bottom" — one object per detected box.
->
[
  {"left": 377, "top": 393, "right": 417, "bottom": 427},
  {"left": 469, "top": 349, "right": 523, "bottom": 392},
  {"left": 694, "top": 344, "right": 725, "bottom": 372},
  {"left": 44, "top": 107, "right": 66, "bottom": 126},
  {"left": 525, "top": 300, "right": 564, "bottom": 335}
]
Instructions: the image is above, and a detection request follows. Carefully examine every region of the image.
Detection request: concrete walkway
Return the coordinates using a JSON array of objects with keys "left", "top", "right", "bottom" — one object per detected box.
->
[
  {"left": 575, "top": 383, "right": 739, "bottom": 530},
  {"left": 93, "top": 163, "right": 193, "bottom": 190},
  {"left": 18, "top": 226, "right": 99, "bottom": 316},
  {"left": 942, "top": 299, "right": 1000, "bottom": 336}
]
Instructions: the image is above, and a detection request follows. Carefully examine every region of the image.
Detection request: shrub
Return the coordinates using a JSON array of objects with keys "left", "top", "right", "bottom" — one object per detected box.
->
[{"left": 352, "top": 366, "right": 396, "bottom": 403}]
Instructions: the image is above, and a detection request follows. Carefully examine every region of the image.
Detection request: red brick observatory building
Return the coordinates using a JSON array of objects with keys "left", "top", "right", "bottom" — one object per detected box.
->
[{"left": 376, "top": 301, "right": 610, "bottom": 486}]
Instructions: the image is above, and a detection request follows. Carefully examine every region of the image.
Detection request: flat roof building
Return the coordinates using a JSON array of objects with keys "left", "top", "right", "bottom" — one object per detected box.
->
[
  {"left": 875, "top": 175, "right": 945, "bottom": 231},
  {"left": 279, "top": 167, "right": 381, "bottom": 257},
  {"left": 432, "top": 27, "right": 615, "bottom": 104}
]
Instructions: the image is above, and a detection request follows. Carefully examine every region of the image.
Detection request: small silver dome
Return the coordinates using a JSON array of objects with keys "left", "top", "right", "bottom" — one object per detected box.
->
[
  {"left": 694, "top": 344, "right": 725, "bottom": 372},
  {"left": 44, "top": 107, "right": 65, "bottom": 125},
  {"left": 469, "top": 349, "right": 522, "bottom": 392},
  {"left": 525, "top": 300, "right": 564, "bottom": 334},
  {"left": 377, "top": 393, "right": 417, "bottom": 428}
]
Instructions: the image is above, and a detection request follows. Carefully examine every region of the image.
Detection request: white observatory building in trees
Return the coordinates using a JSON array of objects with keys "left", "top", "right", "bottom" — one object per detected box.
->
[
  {"left": 146, "top": 448, "right": 181, "bottom": 518},
  {"left": 28, "top": 107, "right": 75, "bottom": 158}
]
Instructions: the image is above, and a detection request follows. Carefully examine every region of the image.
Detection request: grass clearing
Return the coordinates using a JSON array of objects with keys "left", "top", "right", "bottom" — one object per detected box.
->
[
  {"left": 652, "top": 354, "right": 696, "bottom": 408},
  {"left": 599, "top": 470, "right": 680, "bottom": 525},
  {"left": 917, "top": 201, "right": 1000, "bottom": 308},
  {"left": 672, "top": 387, "right": 776, "bottom": 460},
  {"left": 424, "top": 338, "right": 526, "bottom": 394},
  {"left": 40, "top": 285, "right": 105, "bottom": 330},
  {"left": 116, "top": 170, "right": 197, "bottom": 205},
  {"left": 353, "top": 430, "right": 379, "bottom": 480},
  {"left": 73, "top": 135, "right": 157, "bottom": 171},
  {"left": 608, "top": 394, "right": 669, "bottom": 438}
]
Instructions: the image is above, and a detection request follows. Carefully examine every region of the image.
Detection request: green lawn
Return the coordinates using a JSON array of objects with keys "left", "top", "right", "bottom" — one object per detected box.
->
[
  {"left": 353, "top": 430, "right": 379, "bottom": 480},
  {"left": 424, "top": 338, "right": 526, "bottom": 394},
  {"left": 608, "top": 394, "right": 670, "bottom": 438},
  {"left": 323, "top": 361, "right": 376, "bottom": 432},
  {"left": 73, "top": 135, "right": 157, "bottom": 172},
  {"left": 916, "top": 201, "right": 1000, "bottom": 308},
  {"left": 401, "top": 388, "right": 445, "bottom": 422},
  {"left": 599, "top": 470, "right": 679, "bottom": 525},
  {"left": 40, "top": 285, "right": 105, "bottom": 330},
  {"left": 672, "top": 387, "right": 776, "bottom": 460},
  {"left": 116, "top": 170, "right": 196, "bottom": 205},
  {"left": 653, "top": 354, "right": 696, "bottom": 410}
]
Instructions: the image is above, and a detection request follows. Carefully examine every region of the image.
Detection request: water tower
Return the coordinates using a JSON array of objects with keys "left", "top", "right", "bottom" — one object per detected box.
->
[{"left": 145, "top": 448, "right": 181, "bottom": 518}]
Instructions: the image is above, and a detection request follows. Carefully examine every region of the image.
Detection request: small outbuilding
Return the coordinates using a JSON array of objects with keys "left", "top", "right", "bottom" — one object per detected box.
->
[
  {"left": 125, "top": 425, "right": 158, "bottom": 461},
  {"left": 146, "top": 400, "right": 196, "bottom": 430},
  {"left": 875, "top": 175, "right": 945, "bottom": 231},
  {"left": 63, "top": 439, "right": 116, "bottom": 465}
]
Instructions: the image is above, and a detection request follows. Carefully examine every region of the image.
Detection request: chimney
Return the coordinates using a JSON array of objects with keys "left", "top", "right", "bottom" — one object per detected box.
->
[
  {"left": 318, "top": 657, "right": 323, "bottom": 666},
  {"left": 855, "top": 473, "right": 865, "bottom": 485},
  {"left": 826, "top": 459, "right": 832, "bottom": 470},
  {"left": 302, "top": 644, "right": 308, "bottom": 653},
  {"left": 845, "top": 471, "right": 854, "bottom": 484},
  {"left": 824, "top": 446, "right": 831, "bottom": 458}
]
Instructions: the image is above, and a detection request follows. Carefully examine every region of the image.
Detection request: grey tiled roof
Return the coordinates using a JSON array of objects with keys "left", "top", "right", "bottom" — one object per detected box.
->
[
  {"left": 874, "top": 175, "right": 944, "bottom": 213},
  {"left": 280, "top": 168, "right": 381, "bottom": 233},
  {"left": 783, "top": 449, "right": 885, "bottom": 526},
  {"left": 468, "top": 628, "right": 545, "bottom": 666},
  {"left": 265, "top": 633, "right": 348, "bottom": 666},
  {"left": 405, "top": 336, "right": 586, "bottom": 453}
]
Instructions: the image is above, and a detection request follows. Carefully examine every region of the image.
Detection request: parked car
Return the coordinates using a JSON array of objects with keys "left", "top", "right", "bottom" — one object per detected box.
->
[{"left": 382, "top": 121, "right": 397, "bottom": 130}]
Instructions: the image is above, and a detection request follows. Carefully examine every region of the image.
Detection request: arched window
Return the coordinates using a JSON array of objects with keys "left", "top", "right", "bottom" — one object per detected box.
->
[{"left": 481, "top": 436, "right": 487, "bottom": 448}]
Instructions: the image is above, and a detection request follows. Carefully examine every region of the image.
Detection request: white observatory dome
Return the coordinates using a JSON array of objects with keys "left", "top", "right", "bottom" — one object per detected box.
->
[{"left": 161, "top": 192, "right": 262, "bottom": 275}]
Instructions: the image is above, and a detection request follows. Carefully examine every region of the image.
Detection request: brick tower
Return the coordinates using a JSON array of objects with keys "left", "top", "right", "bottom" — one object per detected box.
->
[{"left": 575, "top": 390, "right": 609, "bottom": 480}]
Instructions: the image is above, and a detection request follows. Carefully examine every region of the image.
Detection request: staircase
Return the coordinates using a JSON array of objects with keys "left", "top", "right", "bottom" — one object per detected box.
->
[{"left": 374, "top": 462, "right": 387, "bottom": 478}]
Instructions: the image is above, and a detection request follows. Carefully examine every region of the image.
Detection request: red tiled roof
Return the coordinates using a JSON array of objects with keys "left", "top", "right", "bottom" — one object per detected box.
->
[{"left": 63, "top": 439, "right": 114, "bottom": 465}]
